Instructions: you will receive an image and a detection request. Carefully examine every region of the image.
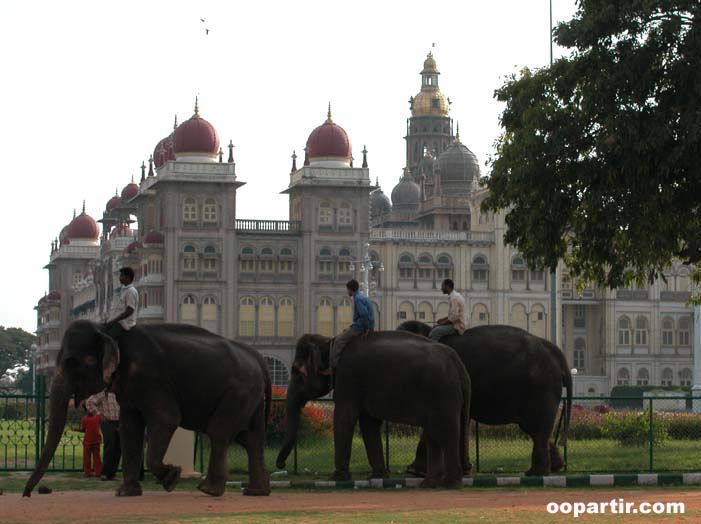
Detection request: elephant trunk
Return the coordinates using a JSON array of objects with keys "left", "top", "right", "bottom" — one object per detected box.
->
[
  {"left": 275, "top": 383, "right": 306, "bottom": 470},
  {"left": 23, "top": 372, "right": 71, "bottom": 497}
]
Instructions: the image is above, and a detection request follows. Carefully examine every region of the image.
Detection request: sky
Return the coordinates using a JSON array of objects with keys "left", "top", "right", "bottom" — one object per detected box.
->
[{"left": 0, "top": 0, "right": 578, "bottom": 333}]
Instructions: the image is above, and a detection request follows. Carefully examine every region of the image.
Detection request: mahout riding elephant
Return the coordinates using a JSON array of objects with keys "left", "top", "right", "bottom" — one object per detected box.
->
[
  {"left": 397, "top": 321, "right": 572, "bottom": 477},
  {"left": 277, "top": 331, "right": 471, "bottom": 488},
  {"left": 24, "top": 320, "right": 271, "bottom": 497}
]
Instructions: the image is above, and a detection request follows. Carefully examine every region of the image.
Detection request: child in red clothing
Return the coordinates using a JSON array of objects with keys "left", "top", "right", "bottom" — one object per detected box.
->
[{"left": 79, "top": 406, "right": 102, "bottom": 477}]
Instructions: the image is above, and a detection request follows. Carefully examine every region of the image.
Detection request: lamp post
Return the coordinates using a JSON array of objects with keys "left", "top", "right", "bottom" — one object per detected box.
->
[{"left": 348, "top": 242, "right": 384, "bottom": 297}]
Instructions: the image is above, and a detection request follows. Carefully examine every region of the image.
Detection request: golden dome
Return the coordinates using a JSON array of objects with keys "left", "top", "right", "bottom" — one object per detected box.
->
[
  {"left": 422, "top": 52, "right": 437, "bottom": 73},
  {"left": 411, "top": 89, "right": 449, "bottom": 116}
]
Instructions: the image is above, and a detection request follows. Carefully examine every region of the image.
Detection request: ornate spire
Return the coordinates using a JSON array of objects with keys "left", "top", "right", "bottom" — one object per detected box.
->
[
  {"left": 81, "top": 200, "right": 86, "bottom": 214},
  {"left": 173, "top": 114, "right": 178, "bottom": 130},
  {"left": 227, "top": 140, "right": 234, "bottom": 163},
  {"left": 454, "top": 121, "right": 461, "bottom": 143},
  {"left": 194, "top": 96, "right": 200, "bottom": 117},
  {"left": 325, "top": 101, "right": 333, "bottom": 123},
  {"left": 218, "top": 147, "right": 223, "bottom": 163},
  {"left": 304, "top": 146, "right": 310, "bottom": 166},
  {"left": 130, "top": 174, "right": 135, "bottom": 184},
  {"left": 375, "top": 176, "right": 379, "bottom": 187},
  {"left": 291, "top": 150, "right": 297, "bottom": 172},
  {"left": 73, "top": 208, "right": 76, "bottom": 219},
  {"left": 148, "top": 155, "right": 154, "bottom": 177},
  {"left": 140, "top": 161, "right": 146, "bottom": 182},
  {"left": 362, "top": 145, "right": 368, "bottom": 168}
]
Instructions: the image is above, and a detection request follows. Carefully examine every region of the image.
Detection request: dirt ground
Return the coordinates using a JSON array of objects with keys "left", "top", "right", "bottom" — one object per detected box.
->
[{"left": 1, "top": 487, "right": 699, "bottom": 524}]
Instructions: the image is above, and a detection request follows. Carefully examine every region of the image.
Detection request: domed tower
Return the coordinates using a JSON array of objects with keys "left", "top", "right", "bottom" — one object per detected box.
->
[{"left": 405, "top": 52, "right": 454, "bottom": 175}]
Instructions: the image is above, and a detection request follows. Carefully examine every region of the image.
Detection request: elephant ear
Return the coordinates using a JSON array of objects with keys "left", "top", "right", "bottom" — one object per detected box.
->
[{"left": 98, "top": 331, "right": 120, "bottom": 384}]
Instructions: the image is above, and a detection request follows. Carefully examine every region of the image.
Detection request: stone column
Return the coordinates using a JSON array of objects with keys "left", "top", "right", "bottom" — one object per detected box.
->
[{"left": 163, "top": 428, "right": 200, "bottom": 478}]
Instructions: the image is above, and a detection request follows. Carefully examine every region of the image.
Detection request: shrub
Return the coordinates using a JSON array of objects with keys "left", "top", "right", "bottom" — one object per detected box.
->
[
  {"left": 602, "top": 409, "right": 668, "bottom": 447},
  {"left": 663, "top": 412, "right": 701, "bottom": 440}
]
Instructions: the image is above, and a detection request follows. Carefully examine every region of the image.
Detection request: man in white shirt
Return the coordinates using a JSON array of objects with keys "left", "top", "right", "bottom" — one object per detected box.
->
[
  {"left": 429, "top": 279, "right": 466, "bottom": 341},
  {"left": 104, "top": 267, "right": 139, "bottom": 339}
]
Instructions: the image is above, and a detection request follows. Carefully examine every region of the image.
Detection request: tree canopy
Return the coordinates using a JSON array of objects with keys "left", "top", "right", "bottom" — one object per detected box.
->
[
  {"left": 0, "top": 326, "right": 36, "bottom": 389},
  {"left": 482, "top": 0, "right": 700, "bottom": 291}
]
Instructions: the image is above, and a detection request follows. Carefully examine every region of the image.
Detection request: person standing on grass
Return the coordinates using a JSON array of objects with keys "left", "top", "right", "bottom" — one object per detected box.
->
[
  {"left": 86, "top": 389, "right": 120, "bottom": 480},
  {"left": 78, "top": 404, "right": 102, "bottom": 478}
]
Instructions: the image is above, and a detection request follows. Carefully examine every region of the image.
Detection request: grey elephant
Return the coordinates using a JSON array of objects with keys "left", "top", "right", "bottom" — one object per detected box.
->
[
  {"left": 24, "top": 320, "right": 271, "bottom": 497},
  {"left": 397, "top": 321, "right": 572, "bottom": 477},
  {"left": 280, "top": 331, "right": 471, "bottom": 488}
]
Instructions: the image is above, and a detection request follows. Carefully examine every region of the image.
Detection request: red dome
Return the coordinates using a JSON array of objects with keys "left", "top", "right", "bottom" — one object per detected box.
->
[
  {"left": 143, "top": 230, "right": 164, "bottom": 244},
  {"left": 106, "top": 194, "right": 121, "bottom": 211},
  {"left": 59, "top": 224, "right": 70, "bottom": 245},
  {"left": 46, "top": 290, "right": 61, "bottom": 300},
  {"left": 67, "top": 212, "right": 99, "bottom": 240},
  {"left": 173, "top": 102, "right": 219, "bottom": 156},
  {"left": 121, "top": 182, "right": 138, "bottom": 201},
  {"left": 153, "top": 134, "right": 175, "bottom": 168},
  {"left": 306, "top": 109, "right": 351, "bottom": 160}
]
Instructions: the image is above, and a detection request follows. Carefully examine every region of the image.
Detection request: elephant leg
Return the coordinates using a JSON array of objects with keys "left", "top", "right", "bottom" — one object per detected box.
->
[
  {"left": 549, "top": 442, "right": 565, "bottom": 473},
  {"left": 141, "top": 403, "right": 181, "bottom": 492},
  {"left": 525, "top": 431, "right": 551, "bottom": 477},
  {"left": 116, "top": 408, "right": 144, "bottom": 497},
  {"left": 238, "top": 401, "right": 271, "bottom": 497},
  {"left": 359, "top": 414, "right": 387, "bottom": 479},
  {"left": 407, "top": 433, "right": 427, "bottom": 477},
  {"left": 332, "top": 403, "right": 359, "bottom": 481},
  {"left": 419, "top": 434, "right": 443, "bottom": 489},
  {"left": 441, "top": 423, "right": 463, "bottom": 489},
  {"left": 198, "top": 436, "right": 228, "bottom": 497}
]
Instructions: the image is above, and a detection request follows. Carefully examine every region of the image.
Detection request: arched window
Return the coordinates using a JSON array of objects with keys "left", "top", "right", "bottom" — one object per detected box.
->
[
  {"left": 241, "top": 247, "right": 254, "bottom": 255},
  {"left": 203, "top": 245, "right": 217, "bottom": 272},
  {"left": 184, "top": 245, "right": 196, "bottom": 252},
  {"left": 662, "top": 317, "right": 674, "bottom": 346},
  {"left": 319, "top": 201, "right": 332, "bottom": 226},
  {"left": 574, "top": 338, "right": 585, "bottom": 372},
  {"left": 337, "top": 297, "right": 353, "bottom": 335},
  {"left": 436, "top": 254, "right": 452, "bottom": 280},
  {"left": 201, "top": 296, "right": 218, "bottom": 333},
  {"left": 680, "top": 368, "right": 692, "bottom": 387},
  {"left": 617, "top": 368, "right": 630, "bottom": 386},
  {"left": 399, "top": 254, "right": 414, "bottom": 279},
  {"left": 181, "top": 295, "right": 197, "bottom": 325},
  {"left": 278, "top": 297, "right": 295, "bottom": 337},
  {"left": 617, "top": 317, "right": 631, "bottom": 345},
  {"left": 530, "top": 268, "right": 545, "bottom": 282},
  {"left": 511, "top": 255, "right": 526, "bottom": 282},
  {"left": 240, "top": 247, "right": 256, "bottom": 272},
  {"left": 338, "top": 202, "right": 352, "bottom": 227},
  {"left": 531, "top": 304, "right": 546, "bottom": 338},
  {"left": 238, "top": 297, "right": 255, "bottom": 337},
  {"left": 471, "top": 303, "right": 489, "bottom": 326},
  {"left": 511, "top": 304, "right": 527, "bottom": 331},
  {"left": 203, "top": 198, "right": 217, "bottom": 223},
  {"left": 661, "top": 367, "right": 674, "bottom": 387},
  {"left": 264, "top": 356, "right": 289, "bottom": 387},
  {"left": 635, "top": 316, "right": 649, "bottom": 346},
  {"left": 259, "top": 297, "right": 275, "bottom": 337},
  {"left": 183, "top": 198, "right": 197, "bottom": 222},
  {"left": 319, "top": 247, "right": 333, "bottom": 275},
  {"left": 472, "top": 254, "right": 488, "bottom": 283},
  {"left": 261, "top": 247, "right": 273, "bottom": 256},
  {"left": 417, "top": 302, "right": 433, "bottom": 322},
  {"left": 338, "top": 248, "right": 352, "bottom": 274},
  {"left": 678, "top": 317, "right": 691, "bottom": 346},
  {"left": 399, "top": 301, "right": 415, "bottom": 322},
  {"left": 280, "top": 248, "right": 293, "bottom": 256},
  {"left": 259, "top": 248, "right": 274, "bottom": 273},
  {"left": 183, "top": 245, "right": 197, "bottom": 272},
  {"left": 636, "top": 368, "right": 649, "bottom": 386},
  {"left": 418, "top": 254, "right": 433, "bottom": 280},
  {"left": 317, "top": 297, "right": 334, "bottom": 336},
  {"left": 339, "top": 248, "right": 351, "bottom": 257}
]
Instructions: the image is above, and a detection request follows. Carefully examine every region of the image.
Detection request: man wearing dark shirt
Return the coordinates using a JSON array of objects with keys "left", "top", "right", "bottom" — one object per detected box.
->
[{"left": 329, "top": 279, "right": 375, "bottom": 371}]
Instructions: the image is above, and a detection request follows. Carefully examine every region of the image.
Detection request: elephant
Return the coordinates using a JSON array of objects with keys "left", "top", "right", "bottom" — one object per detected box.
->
[
  {"left": 397, "top": 321, "right": 572, "bottom": 477},
  {"left": 277, "top": 331, "right": 471, "bottom": 488},
  {"left": 23, "top": 320, "right": 272, "bottom": 498}
]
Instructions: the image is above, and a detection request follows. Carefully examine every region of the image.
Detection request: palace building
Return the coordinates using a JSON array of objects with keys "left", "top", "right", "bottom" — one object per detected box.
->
[{"left": 34, "top": 53, "right": 695, "bottom": 396}]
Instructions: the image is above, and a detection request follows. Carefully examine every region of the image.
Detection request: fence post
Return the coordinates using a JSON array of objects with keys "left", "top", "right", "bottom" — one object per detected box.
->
[
  {"left": 475, "top": 421, "right": 480, "bottom": 473},
  {"left": 649, "top": 397, "right": 654, "bottom": 473},
  {"left": 34, "top": 385, "right": 41, "bottom": 467},
  {"left": 385, "top": 421, "right": 390, "bottom": 473}
]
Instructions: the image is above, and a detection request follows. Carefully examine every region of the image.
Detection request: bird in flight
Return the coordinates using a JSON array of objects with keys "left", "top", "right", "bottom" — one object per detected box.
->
[{"left": 200, "top": 18, "right": 209, "bottom": 35}]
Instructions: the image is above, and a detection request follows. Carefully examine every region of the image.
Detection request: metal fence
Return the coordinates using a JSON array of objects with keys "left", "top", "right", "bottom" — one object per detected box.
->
[{"left": 4, "top": 390, "right": 701, "bottom": 476}]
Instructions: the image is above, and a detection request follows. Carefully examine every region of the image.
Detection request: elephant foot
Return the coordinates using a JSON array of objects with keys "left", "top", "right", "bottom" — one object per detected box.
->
[
  {"left": 419, "top": 478, "right": 440, "bottom": 489},
  {"left": 368, "top": 469, "right": 389, "bottom": 480},
  {"left": 406, "top": 464, "right": 426, "bottom": 478},
  {"left": 525, "top": 466, "right": 549, "bottom": 477},
  {"left": 549, "top": 444, "right": 565, "bottom": 473},
  {"left": 116, "top": 482, "right": 142, "bottom": 497},
  {"left": 331, "top": 470, "right": 351, "bottom": 482},
  {"left": 243, "top": 486, "right": 271, "bottom": 496},
  {"left": 275, "top": 461, "right": 286, "bottom": 470},
  {"left": 463, "top": 462, "right": 473, "bottom": 476},
  {"left": 197, "top": 478, "right": 226, "bottom": 497},
  {"left": 442, "top": 478, "right": 463, "bottom": 489},
  {"left": 159, "top": 465, "right": 182, "bottom": 492}
]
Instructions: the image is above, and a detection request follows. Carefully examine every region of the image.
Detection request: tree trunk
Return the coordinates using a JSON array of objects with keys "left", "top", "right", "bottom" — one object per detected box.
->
[{"left": 23, "top": 372, "right": 71, "bottom": 497}]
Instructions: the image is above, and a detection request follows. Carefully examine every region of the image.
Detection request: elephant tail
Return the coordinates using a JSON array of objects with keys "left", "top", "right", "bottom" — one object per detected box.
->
[{"left": 555, "top": 367, "right": 572, "bottom": 447}]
